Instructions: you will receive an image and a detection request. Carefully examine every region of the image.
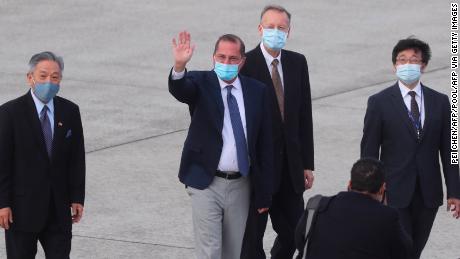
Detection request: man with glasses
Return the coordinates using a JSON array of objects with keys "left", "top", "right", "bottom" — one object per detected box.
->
[
  {"left": 361, "top": 37, "right": 460, "bottom": 259},
  {"left": 169, "top": 32, "right": 273, "bottom": 259},
  {"left": 0, "top": 51, "right": 86, "bottom": 258},
  {"left": 240, "top": 5, "right": 314, "bottom": 259}
]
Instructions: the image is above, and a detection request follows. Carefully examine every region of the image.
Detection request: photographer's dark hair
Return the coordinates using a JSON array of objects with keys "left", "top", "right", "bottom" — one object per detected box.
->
[
  {"left": 350, "top": 158, "right": 385, "bottom": 194},
  {"left": 392, "top": 37, "right": 431, "bottom": 65}
]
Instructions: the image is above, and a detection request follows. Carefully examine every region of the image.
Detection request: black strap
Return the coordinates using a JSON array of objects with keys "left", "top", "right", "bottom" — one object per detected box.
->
[
  {"left": 295, "top": 195, "right": 334, "bottom": 259},
  {"left": 302, "top": 195, "right": 323, "bottom": 258}
]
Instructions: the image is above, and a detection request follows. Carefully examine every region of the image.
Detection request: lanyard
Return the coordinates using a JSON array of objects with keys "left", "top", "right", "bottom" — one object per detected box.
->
[
  {"left": 408, "top": 111, "right": 422, "bottom": 138},
  {"left": 406, "top": 88, "right": 423, "bottom": 139}
]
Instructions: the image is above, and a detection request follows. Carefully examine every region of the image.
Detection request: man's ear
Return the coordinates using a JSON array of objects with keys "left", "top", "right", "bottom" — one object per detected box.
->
[
  {"left": 258, "top": 24, "right": 264, "bottom": 37},
  {"left": 239, "top": 57, "right": 246, "bottom": 71},
  {"left": 379, "top": 183, "right": 386, "bottom": 195},
  {"left": 26, "top": 73, "right": 34, "bottom": 87},
  {"left": 347, "top": 180, "right": 352, "bottom": 191},
  {"left": 420, "top": 63, "right": 427, "bottom": 73}
]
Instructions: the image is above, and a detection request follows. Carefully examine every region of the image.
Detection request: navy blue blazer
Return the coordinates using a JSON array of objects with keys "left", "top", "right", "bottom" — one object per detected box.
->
[
  {"left": 361, "top": 83, "right": 460, "bottom": 208},
  {"left": 168, "top": 70, "right": 274, "bottom": 209}
]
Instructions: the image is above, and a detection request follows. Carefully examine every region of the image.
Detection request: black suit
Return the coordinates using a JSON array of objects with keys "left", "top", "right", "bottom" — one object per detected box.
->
[
  {"left": 240, "top": 45, "right": 314, "bottom": 259},
  {"left": 168, "top": 70, "right": 274, "bottom": 210},
  {"left": 0, "top": 92, "right": 85, "bottom": 258},
  {"left": 361, "top": 83, "right": 460, "bottom": 258},
  {"left": 301, "top": 192, "right": 412, "bottom": 259}
]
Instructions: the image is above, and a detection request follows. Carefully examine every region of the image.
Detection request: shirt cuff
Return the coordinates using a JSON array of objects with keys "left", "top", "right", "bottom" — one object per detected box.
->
[{"left": 171, "top": 67, "right": 185, "bottom": 80}]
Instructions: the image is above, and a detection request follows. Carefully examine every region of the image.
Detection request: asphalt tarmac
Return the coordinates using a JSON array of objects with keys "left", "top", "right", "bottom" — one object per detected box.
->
[{"left": 0, "top": 1, "right": 458, "bottom": 258}]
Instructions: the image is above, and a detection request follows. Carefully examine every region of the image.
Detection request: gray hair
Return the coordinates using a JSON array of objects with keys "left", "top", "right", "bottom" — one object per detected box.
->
[
  {"left": 28, "top": 51, "right": 64, "bottom": 74},
  {"left": 260, "top": 5, "right": 291, "bottom": 24}
]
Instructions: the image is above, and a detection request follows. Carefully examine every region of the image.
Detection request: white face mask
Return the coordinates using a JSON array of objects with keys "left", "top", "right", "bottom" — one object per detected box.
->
[
  {"left": 262, "top": 28, "right": 287, "bottom": 51},
  {"left": 213, "top": 61, "right": 240, "bottom": 81},
  {"left": 396, "top": 64, "right": 421, "bottom": 85}
]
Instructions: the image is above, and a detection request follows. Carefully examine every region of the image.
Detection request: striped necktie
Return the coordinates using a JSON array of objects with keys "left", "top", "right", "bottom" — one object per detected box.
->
[{"left": 271, "top": 58, "right": 284, "bottom": 120}]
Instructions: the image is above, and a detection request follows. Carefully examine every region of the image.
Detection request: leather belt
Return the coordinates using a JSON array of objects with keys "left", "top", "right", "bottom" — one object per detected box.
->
[{"left": 216, "top": 170, "right": 242, "bottom": 180}]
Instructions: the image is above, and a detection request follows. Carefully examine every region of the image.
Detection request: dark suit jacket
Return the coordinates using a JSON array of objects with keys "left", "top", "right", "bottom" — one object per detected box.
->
[
  {"left": 168, "top": 70, "right": 274, "bottom": 209},
  {"left": 240, "top": 45, "right": 314, "bottom": 194},
  {"left": 304, "top": 192, "right": 412, "bottom": 259},
  {"left": 361, "top": 83, "right": 460, "bottom": 208},
  {"left": 0, "top": 92, "right": 85, "bottom": 232}
]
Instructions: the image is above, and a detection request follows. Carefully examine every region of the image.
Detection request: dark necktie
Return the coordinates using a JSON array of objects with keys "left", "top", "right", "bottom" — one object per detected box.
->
[
  {"left": 40, "top": 105, "right": 53, "bottom": 158},
  {"left": 271, "top": 59, "right": 284, "bottom": 120},
  {"left": 408, "top": 91, "right": 421, "bottom": 134},
  {"left": 226, "top": 85, "right": 249, "bottom": 176}
]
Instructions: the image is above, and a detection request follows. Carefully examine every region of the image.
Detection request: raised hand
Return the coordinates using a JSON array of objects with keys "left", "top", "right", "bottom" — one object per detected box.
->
[{"left": 172, "top": 31, "right": 195, "bottom": 72}]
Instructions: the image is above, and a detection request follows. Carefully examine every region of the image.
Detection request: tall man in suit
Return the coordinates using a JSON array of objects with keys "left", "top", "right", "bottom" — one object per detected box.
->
[
  {"left": 361, "top": 37, "right": 460, "bottom": 259},
  {"left": 169, "top": 31, "right": 273, "bottom": 259},
  {"left": 296, "top": 158, "right": 412, "bottom": 259},
  {"left": 0, "top": 51, "right": 86, "bottom": 258},
  {"left": 240, "top": 5, "right": 314, "bottom": 259}
]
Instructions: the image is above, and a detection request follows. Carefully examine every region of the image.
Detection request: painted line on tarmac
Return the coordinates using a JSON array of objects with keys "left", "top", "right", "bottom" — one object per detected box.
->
[
  {"left": 315, "top": 103, "right": 365, "bottom": 111},
  {"left": 73, "top": 234, "right": 194, "bottom": 250},
  {"left": 86, "top": 128, "right": 188, "bottom": 154}
]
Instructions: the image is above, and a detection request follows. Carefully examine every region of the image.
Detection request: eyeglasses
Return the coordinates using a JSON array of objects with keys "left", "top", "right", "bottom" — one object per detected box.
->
[{"left": 395, "top": 57, "right": 422, "bottom": 64}]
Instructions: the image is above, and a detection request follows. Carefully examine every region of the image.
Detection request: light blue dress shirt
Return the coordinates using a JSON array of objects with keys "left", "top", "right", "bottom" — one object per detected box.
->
[{"left": 30, "top": 89, "right": 55, "bottom": 136}]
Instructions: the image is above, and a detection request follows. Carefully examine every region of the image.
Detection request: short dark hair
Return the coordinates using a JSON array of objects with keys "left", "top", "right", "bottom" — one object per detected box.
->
[
  {"left": 260, "top": 5, "right": 291, "bottom": 24},
  {"left": 350, "top": 158, "right": 385, "bottom": 194},
  {"left": 392, "top": 37, "right": 431, "bottom": 65},
  {"left": 213, "top": 34, "right": 245, "bottom": 57}
]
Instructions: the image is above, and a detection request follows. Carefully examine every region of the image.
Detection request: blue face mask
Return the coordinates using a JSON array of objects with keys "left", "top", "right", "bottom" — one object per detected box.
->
[
  {"left": 214, "top": 62, "right": 239, "bottom": 81},
  {"left": 396, "top": 64, "right": 421, "bottom": 85},
  {"left": 32, "top": 79, "right": 60, "bottom": 103},
  {"left": 262, "top": 28, "right": 287, "bottom": 51}
]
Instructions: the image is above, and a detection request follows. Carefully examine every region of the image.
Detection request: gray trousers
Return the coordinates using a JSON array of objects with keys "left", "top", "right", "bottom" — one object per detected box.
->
[{"left": 186, "top": 176, "right": 250, "bottom": 259}]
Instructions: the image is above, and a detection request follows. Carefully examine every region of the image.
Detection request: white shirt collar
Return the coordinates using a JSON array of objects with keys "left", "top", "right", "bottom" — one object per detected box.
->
[
  {"left": 216, "top": 75, "right": 242, "bottom": 91},
  {"left": 259, "top": 42, "right": 282, "bottom": 67},
  {"left": 398, "top": 81, "right": 422, "bottom": 97},
  {"left": 30, "top": 88, "right": 54, "bottom": 116}
]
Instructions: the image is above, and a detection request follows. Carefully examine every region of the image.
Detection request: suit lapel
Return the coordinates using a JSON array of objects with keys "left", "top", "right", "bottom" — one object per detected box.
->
[
  {"left": 419, "top": 84, "right": 432, "bottom": 141},
  {"left": 52, "top": 98, "right": 65, "bottom": 161},
  {"left": 254, "top": 46, "right": 273, "bottom": 87},
  {"left": 207, "top": 71, "right": 225, "bottom": 131},
  {"left": 389, "top": 84, "right": 418, "bottom": 140},
  {"left": 254, "top": 45, "right": 283, "bottom": 122},
  {"left": 280, "top": 50, "right": 292, "bottom": 118},
  {"left": 240, "top": 76, "right": 255, "bottom": 147},
  {"left": 24, "top": 92, "right": 50, "bottom": 160}
]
